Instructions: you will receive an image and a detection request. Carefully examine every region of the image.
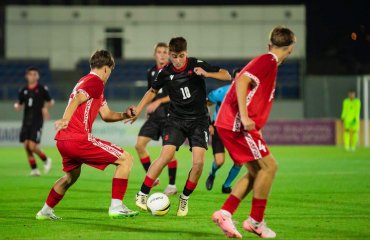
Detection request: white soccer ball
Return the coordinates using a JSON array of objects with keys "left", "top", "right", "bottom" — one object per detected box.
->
[{"left": 147, "top": 192, "right": 170, "bottom": 216}]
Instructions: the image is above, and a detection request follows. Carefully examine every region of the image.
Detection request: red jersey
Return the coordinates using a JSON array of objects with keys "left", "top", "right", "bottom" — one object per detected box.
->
[
  {"left": 216, "top": 53, "right": 278, "bottom": 131},
  {"left": 55, "top": 73, "right": 106, "bottom": 141}
]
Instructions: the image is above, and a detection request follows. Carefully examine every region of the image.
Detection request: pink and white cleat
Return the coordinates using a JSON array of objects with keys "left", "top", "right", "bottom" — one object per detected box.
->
[
  {"left": 243, "top": 217, "right": 276, "bottom": 238},
  {"left": 212, "top": 210, "right": 242, "bottom": 239}
]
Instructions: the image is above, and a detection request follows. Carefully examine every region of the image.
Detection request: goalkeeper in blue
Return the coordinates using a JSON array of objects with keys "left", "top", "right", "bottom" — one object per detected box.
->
[{"left": 206, "top": 68, "right": 242, "bottom": 193}]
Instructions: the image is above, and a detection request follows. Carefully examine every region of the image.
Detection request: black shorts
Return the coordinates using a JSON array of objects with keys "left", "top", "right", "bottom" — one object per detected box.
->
[
  {"left": 162, "top": 117, "right": 209, "bottom": 151},
  {"left": 20, "top": 125, "right": 42, "bottom": 144},
  {"left": 211, "top": 125, "right": 225, "bottom": 155},
  {"left": 138, "top": 116, "right": 166, "bottom": 141}
]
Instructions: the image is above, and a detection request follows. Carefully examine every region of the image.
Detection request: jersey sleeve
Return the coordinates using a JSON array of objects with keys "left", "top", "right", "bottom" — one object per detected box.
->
[
  {"left": 78, "top": 78, "right": 104, "bottom": 99},
  {"left": 341, "top": 99, "right": 347, "bottom": 119},
  {"left": 151, "top": 69, "right": 167, "bottom": 90},
  {"left": 243, "top": 55, "right": 275, "bottom": 84},
  {"left": 147, "top": 69, "right": 152, "bottom": 90},
  {"left": 18, "top": 88, "right": 25, "bottom": 104},
  {"left": 43, "top": 85, "right": 53, "bottom": 102},
  {"left": 195, "top": 59, "right": 221, "bottom": 73}
]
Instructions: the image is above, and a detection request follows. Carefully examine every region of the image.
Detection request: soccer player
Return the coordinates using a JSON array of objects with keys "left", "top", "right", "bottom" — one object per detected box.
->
[
  {"left": 14, "top": 67, "right": 54, "bottom": 176},
  {"left": 212, "top": 26, "right": 296, "bottom": 238},
  {"left": 128, "top": 37, "right": 231, "bottom": 216},
  {"left": 135, "top": 42, "right": 178, "bottom": 196},
  {"left": 341, "top": 89, "right": 361, "bottom": 151},
  {"left": 206, "top": 68, "right": 242, "bottom": 194},
  {"left": 35, "top": 50, "right": 139, "bottom": 220}
]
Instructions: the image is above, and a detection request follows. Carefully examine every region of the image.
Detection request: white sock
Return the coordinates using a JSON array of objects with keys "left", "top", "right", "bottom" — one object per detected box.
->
[
  {"left": 180, "top": 193, "right": 189, "bottom": 200},
  {"left": 111, "top": 199, "right": 122, "bottom": 208},
  {"left": 221, "top": 209, "right": 232, "bottom": 218},
  {"left": 168, "top": 184, "right": 176, "bottom": 188},
  {"left": 41, "top": 203, "right": 52, "bottom": 213}
]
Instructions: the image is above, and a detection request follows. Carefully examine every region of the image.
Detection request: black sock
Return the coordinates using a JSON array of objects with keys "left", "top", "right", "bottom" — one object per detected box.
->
[
  {"left": 168, "top": 167, "right": 177, "bottom": 185},
  {"left": 143, "top": 162, "right": 150, "bottom": 172}
]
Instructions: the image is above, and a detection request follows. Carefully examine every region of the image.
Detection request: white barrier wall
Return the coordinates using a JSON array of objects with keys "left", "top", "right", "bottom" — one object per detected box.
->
[
  {"left": 6, "top": 5, "right": 305, "bottom": 69},
  {"left": 0, "top": 119, "right": 155, "bottom": 147}
]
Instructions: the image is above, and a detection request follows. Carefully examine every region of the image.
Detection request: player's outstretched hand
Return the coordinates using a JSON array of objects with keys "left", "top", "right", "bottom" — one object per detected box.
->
[
  {"left": 124, "top": 115, "right": 138, "bottom": 124},
  {"left": 194, "top": 67, "right": 208, "bottom": 77},
  {"left": 126, "top": 105, "right": 136, "bottom": 118},
  {"left": 241, "top": 116, "right": 256, "bottom": 131},
  {"left": 147, "top": 100, "right": 161, "bottom": 114},
  {"left": 54, "top": 119, "right": 69, "bottom": 131}
]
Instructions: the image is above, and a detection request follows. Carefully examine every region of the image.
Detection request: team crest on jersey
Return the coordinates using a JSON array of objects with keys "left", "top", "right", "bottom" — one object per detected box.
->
[
  {"left": 188, "top": 70, "right": 193, "bottom": 76},
  {"left": 151, "top": 71, "right": 155, "bottom": 76},
  {"left": 170, "top": 75, "right": 174, "bottom": 80}
]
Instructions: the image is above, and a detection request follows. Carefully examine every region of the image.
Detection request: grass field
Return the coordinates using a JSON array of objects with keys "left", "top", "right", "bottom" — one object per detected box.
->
[{"left": 0, "top": 146, "right": 370, "bottom": 240}]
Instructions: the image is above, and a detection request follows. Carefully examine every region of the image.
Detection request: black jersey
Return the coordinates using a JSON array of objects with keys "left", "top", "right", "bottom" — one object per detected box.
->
[
  {"left": 18, "top": 84, "right": 52, "bottom": 127},
  {"left": 152, "top": 57, "right": 220, "bottom": 120},
  {"left": 147, "top": 65, "right": 170, "bottom": 119}
]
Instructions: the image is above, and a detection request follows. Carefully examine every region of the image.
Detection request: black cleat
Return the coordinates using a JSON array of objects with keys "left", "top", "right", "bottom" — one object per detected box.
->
[
  {"left": 222, "top": 186, "right": 232, "bottom": 194},
  {"left": 206, "top": 174, "right": 215, "bottom": 190}
]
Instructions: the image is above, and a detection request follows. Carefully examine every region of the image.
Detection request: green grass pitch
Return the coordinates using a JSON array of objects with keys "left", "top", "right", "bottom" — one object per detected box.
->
[{"left": 0, "top": 146, "right": 370, "bottom": 239}]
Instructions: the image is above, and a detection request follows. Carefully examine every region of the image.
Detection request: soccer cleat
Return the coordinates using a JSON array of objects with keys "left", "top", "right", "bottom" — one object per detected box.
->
[
  {"left": 206, "top": 174, "right": 215, "bottom": 190},
  {"left": 30, "top": 169, "right": 41, "bottom": 176},
  {"left": 153, "top": 178, "right": 160, "bottom": 187},
  {"left": 36, "top": 209, "right": 61, "bottom": 220},
  {"left": 243, "top": 217, "right": 276, "bottom": 238},
  {"left": 164, "top": 185, "right": 177, "bottom": 196},
  {"left": 222, "top": 186, "right": 232, "bottom": 194},
  {"left": 109, "top": 204, "right": 139, "bottom": 219},
  {"left": 212, "top": 210, "right": 242, "bottom": 238},
  {"left": 44, "top": 158, "right": 52, "bottom": 174},
  {"left": 177, "top": 195, "right": 189, "bottom": 217},
  {"left": 135, "top": 192, "right": 148, "bottom": 211}
]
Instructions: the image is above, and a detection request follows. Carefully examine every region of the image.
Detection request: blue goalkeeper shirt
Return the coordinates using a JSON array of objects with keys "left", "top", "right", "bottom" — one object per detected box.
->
[{"left": 208, "top": 84, "right": 231, "bottom": 121}]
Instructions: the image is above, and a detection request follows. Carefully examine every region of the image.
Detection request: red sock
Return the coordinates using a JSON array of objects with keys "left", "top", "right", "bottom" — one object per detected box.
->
[
  {"left": 168, "top": 159, "right": 177, "bottom": 168},
  {"left": 140, "top": 175, "right": 155, "bottom": 194},
  {"left": 250, "top": 197, "right": 267, "bottom": 222},
  {"left": 183, "top": 179, "right": 197, "bottom": 196},
  {"left": 28, "top": 158, "right": 37, "bottom": 169},
  {"left": 46, "top": 188, "right": 64, "bottom": 208},
  {"left": 38, "top": 152, "right": 47, "bottom": 161},
  {"left": 112, "top": 178, "right": 128, "bottom": 200},
  {"left": 140, "top": 156, "right": 151, "bottom": 172},
  {"left": 222, "top": 194, "right": 241, "bottom": 215}
]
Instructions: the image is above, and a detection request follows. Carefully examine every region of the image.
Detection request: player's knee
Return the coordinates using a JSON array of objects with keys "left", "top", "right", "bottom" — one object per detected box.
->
[
  {"left": 134, "top": 142, "right": 145, "bottom": 153},
  {"left": 192, "top": 161, "right": 204, "bottom": 174},
  {"left": 118, "top": 152, "right": 134, "bottom": 169},
  {"left": 267, "top": 160, "right": 278, "bottom": 175}
]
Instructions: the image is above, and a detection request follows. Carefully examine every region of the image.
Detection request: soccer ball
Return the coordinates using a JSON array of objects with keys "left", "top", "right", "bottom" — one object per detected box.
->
[{"left": 147, "top": 192, "right": 170, "bottom": 216}]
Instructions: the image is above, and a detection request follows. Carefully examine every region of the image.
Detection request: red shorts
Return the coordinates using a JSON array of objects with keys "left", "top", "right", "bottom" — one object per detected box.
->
[
  {"left": 216, "top": 127, "right": 270, "bottom": 165},
  {"left": 56, "top": 137, "right": 124, "bottom": 172}
]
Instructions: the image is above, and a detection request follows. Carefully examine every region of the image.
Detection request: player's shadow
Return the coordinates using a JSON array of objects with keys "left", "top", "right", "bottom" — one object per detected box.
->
[
  {"left": 62, "top": 207, "right": 106, "bottom": 213},
  {"left": 67, "top": 220, "right": 221, "bottom": 237}
]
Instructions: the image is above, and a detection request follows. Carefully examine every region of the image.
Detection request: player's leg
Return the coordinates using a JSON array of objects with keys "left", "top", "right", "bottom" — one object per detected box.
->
[
  {"left": 164, "top": 158, "right": 178, "bottom": 196},
  {"left": 109, "top": 151, "right": 139, "bottom": 218},
  {"left": 177, "top": 146, "right": 206, "bottom": 216},
  {"left": 212, "top": 163, "right": 258, "bottom": 238},
  {"left": 242, "top": 154, "right": 277, "bottom": 238},
  {"left": 350, "top": 126, "right": 359, "bottom": 151},
  {"left": 36, "top": 166, "right": 81, "bottom": 220},
  {"left": 135, "top": 136, "right": 152, "bottom": 172},
  {"left": 343, "top": 120, "right": 351, "bottom": 151},
  {"left": 136, "top": 145, "right": 176, "bottom": 210},
  {"left": 23, "top": 140, "right": 39, "bottom": 175},
  {"left": 206, "top": 127, "right": 225, "bottom": 190},
  {"left": 28, "top": 140, "right": 52, "bottom": 174},
  {"left": 222, "top": 163, "right": 242, "bottom": 193}
]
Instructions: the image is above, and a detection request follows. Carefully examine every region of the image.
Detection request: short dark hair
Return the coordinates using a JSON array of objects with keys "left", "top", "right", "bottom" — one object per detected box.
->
[
  {"left": 348, "top": 89, "right": 356, "bottom": 93},
  {"left": 26, "top": 66, "right": 39, "bottom": 74},
  {"left": 232, "top": 68, "right": 242, "bottom": 78},
  {"left": 154, "top": 42, "right": 168, "bottom": 51},
  {"left": 269, "top": 26, "right": 296, "bottom": 47},
  {"left": 89, "top": 50, "right": 115, "bottom": 69},
  {"left": 169, "top": 37, "right": 187, "bottom": 52}
]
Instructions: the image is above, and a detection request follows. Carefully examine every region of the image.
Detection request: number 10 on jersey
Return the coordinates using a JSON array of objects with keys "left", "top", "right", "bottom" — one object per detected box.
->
[{"left": 180, "top": 87, "right": 191, "bottom": 100}]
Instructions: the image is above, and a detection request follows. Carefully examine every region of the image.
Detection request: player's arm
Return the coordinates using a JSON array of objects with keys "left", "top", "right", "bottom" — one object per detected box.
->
[
  {"left": 14, "top": 89, "right": 24, "bottom": 112},
  {"left": 147, "top": 95, "right": 170, "bottom": 114},
  {"left": 236, "top": 74, "right": 255, "bottom": 131},
  {"left": 99, "top": 103, "right": 135, "bottom": 122},
  {"left": 340, "top": 100, "right": 347, "bottom": 121},
  {"left": 54, "top": 92, "right": 89, "bottom": 131},
  {"left": 125, "top": 88, "right": 158, "bottom": 124},
  {"left": 194, "top": 68, "right": 231, "bottom": 81}
]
